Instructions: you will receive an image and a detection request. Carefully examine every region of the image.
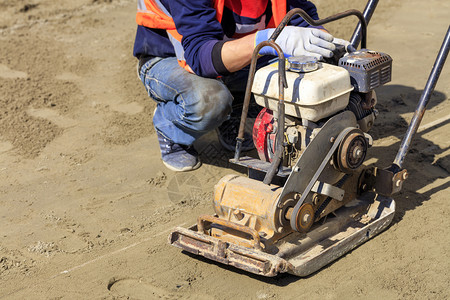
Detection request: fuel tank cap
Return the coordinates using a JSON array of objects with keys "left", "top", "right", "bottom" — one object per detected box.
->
[{"left": 287, "top": 56, "right": 319, "bottom": 73}]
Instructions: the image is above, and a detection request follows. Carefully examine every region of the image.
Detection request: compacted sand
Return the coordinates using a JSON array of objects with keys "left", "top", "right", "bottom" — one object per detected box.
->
[{"left": 0, "top": 0, "right": 449, "bottom": 299}]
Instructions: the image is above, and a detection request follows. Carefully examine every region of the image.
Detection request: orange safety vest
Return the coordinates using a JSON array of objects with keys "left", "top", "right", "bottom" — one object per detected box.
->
[{"left": 136, "top": 0, "right": 287, "bottom": 72}]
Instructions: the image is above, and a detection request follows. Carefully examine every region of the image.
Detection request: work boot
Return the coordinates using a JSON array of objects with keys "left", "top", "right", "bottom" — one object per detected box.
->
[
  {"left": 216, "top": 100, "right": 260, "bottom": 152},
  {"left": 156, "top": 130, "right": 201, "bottom": 172}
]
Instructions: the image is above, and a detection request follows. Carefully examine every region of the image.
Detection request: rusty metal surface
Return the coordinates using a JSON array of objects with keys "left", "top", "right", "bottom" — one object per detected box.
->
[
  {"left": 169, "top": 226, "right": 291, "bottom": 277},
  {"left": 168, "top": 192, "right": 395, "bottom": 277},
  {"left": 211, "top": 175, "right": 293, "bottom": 247},
  {"left": 197, "top": 215, "right": 262, "bottom": 250}
]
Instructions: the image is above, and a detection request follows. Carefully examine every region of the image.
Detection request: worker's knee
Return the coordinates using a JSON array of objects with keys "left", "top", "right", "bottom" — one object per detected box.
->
[{"left": 182, "top": 81, "right": 233, "bottom": 132}]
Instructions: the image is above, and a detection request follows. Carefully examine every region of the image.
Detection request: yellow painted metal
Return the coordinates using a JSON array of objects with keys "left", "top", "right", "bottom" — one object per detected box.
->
[{"left": 212, "top": 175, "right": 293, "bottom": 247}]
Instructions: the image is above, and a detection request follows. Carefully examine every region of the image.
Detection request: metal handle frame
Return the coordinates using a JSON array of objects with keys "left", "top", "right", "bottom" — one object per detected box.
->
[
  {"left": 392, "top": 26, "right": 450, "bottom": 170},
  {"left": 269, "top": 9, "right": 367, "bottom": 49},
  {"left": 233, "top": 8, "right": 368, "bottom": 186},
  {"left": 350, "top": 0, "right": 379, "bottom": 49}
]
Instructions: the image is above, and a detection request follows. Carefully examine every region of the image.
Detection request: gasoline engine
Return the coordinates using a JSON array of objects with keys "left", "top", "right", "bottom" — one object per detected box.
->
[{"left": 252, "top": 49, "right": 390, "bottom": 172}]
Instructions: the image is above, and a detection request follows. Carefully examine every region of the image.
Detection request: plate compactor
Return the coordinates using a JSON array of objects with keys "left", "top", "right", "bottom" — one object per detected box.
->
[{"left": 169, "top": 2, "right": 450, "bottom": 277}]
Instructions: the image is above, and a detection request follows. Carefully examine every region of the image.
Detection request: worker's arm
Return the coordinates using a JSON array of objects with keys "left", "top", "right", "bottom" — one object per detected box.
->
[
  {"left": 167, "top": 0, "right": 345, "bottom": 77},
  {"left": 220, "top": 27, "right": 356, "bottom": 74},
  {"left": 219, "top": 34, "right": 256, "bottom": 74},
  {"left": 220, "top": 27, "right": 338, "bottom": 73},
  {"left": 167, "top": 0, "right": 323, "bottom": 77}
]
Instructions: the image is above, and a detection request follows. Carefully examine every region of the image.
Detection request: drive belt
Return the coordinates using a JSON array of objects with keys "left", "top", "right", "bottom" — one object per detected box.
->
[{"left": 314, "top": 174, "right": 349, "bottom": 220}]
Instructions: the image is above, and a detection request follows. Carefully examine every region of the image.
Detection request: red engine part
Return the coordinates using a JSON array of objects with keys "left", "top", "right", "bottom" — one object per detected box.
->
[{"left": 252, "top": 108, "right": 277, "bottom": 162}]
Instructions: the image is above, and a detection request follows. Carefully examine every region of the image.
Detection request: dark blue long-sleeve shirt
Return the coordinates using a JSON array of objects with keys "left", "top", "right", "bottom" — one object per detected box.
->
[{"left": 133, "top": 0, "right": 321, "bottom": 78}]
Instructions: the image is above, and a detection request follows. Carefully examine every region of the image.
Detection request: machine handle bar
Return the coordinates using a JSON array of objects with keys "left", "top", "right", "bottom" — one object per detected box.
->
[
  {"left": 270, "top": 8, "right": 367, "bottom": 49},
  {"left": 350, "top": 0, "right": 379, "bottom": 49},
  {"left": 393, "top": 26, "right": 450, "bottom": 170},
  {"left": 234, "top": 41, "right": 286, "bottom": 163}
]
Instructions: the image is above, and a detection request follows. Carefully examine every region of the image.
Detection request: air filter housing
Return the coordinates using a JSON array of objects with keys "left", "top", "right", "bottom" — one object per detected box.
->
[{"left": 339, "top": 49, "right": 392, "bottom": 92}]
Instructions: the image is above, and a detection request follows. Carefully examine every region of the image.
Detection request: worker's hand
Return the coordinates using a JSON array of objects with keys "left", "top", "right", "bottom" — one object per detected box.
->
[
  {"left": 332, "top": 37, "right": 356, "bottom": 53},
  {"left": 255, "top": 26, "right": 336, "bottom": 59}
]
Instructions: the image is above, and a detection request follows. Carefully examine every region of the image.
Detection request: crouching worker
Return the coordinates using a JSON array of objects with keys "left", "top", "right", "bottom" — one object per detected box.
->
[{"left": 133, "top": 0, "right": 352, "bottom": 172}]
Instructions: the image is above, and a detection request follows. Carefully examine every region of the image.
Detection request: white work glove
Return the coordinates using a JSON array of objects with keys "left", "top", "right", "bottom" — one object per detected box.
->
[{"left": 255, "top": 26, "right": 336, "bottom": 60}]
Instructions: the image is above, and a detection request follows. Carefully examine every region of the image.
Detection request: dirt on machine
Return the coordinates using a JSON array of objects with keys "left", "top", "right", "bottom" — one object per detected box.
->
[{"left": 168, "top": 1, "right": 450, "bottom": 277}]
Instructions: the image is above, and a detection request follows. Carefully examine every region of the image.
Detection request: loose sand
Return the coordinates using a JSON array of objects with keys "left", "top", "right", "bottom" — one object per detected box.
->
[{"left": 0, "top": 0, "right": 449, "bottom": 299}]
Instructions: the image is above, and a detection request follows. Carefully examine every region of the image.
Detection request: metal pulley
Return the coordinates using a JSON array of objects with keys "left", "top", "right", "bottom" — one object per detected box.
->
[
  {"left": 294, "top": 203, "right": 315, "bottom": 232},
  {"left": 282, "top": 193, "right": 315, "bottom": 233},
  {"left": 334, "top": 129, "right": 368, "bottom": 173}
]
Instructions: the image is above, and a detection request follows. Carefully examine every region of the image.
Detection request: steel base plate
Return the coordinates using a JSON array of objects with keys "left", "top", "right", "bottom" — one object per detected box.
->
[{"left": 168, "top": 192, "right": 395, "bottom": 277}]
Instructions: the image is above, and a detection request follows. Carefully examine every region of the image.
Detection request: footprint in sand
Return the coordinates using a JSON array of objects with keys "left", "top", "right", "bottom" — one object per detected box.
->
[
  {"left": 107, "top": 277, "right": 175, "bottom": 300},
  {"left": 0, "top": 141, "right": 13, "bottom": 153},
  {"left": 0, "top": 64, "right": 27, "bottom": 79},
  {"left": 55, "top": 72, "right": 81, "bottom": 81},
  {"left": 111, "top": 102, "right": 145, "bottom": 115},
  {"left": 26, "top": 107, "right": 77, "bottom": 128}
]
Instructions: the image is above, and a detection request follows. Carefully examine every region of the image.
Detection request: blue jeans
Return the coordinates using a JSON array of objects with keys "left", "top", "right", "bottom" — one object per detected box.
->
[
  {"left": 139, "top": 57, "right": 236, "bottom": 145},
  {"left": 139, "top": 56, "right": 270, "bottom": 146}
]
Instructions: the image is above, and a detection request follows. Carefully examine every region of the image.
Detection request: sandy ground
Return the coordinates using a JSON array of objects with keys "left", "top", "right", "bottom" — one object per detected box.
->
[{"left": 0, "top": 0, "right": 449, "bottom": 299}]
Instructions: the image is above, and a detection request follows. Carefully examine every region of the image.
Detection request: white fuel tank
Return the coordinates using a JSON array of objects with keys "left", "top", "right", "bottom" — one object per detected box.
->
[{"left": 252, "top": 61, "right": 353, "bottom": 122}]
